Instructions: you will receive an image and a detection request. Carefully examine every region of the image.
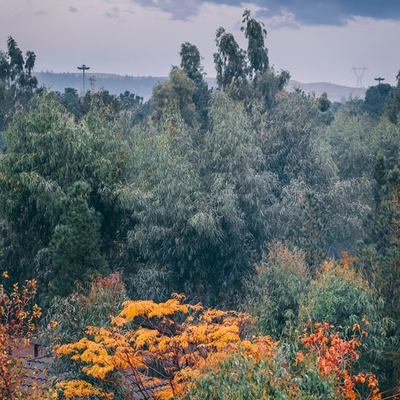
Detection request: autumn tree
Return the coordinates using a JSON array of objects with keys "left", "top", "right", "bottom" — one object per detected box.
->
[
  {"left": 54, "top": 294, "right": 251, "bottom": 400},
  {"left": 184, "top": 324, "right": 386, "bottom": 400},
  {"left": 300, "top": 255, "right": 386, "bottom": 378},
  {"left": 56, "top": 292, "right": 391, "bottom": 400},
  {"left": 0, "top": 274, "right": 55, "bottom": 399},
  {"left": 43, "top": 273, "right": 128, "bottom": 391}
]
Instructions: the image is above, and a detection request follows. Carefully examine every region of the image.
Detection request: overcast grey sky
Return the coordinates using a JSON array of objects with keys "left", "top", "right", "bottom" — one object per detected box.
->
[{"left": 2, "top": 0, "right": 400, "bottom": 87}]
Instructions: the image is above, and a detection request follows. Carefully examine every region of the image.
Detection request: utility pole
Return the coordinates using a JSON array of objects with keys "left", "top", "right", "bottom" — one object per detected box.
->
[
  {"left": 374, "top": 77, "right": 385, "bottom": 84},
  {"left": 77, "top": 64, "right": 90, "bottom": 92},
  {"left": 352, "top": 67, "right": 367, "bottom": 88}
]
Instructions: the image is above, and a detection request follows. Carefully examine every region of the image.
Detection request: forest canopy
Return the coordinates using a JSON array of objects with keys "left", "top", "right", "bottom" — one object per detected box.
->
[{"left": 1, "top": 9, "right": 400, "bottom": 399}]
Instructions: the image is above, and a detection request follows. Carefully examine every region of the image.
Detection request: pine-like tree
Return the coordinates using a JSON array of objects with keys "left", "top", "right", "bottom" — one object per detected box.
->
[{"left": 48, "top": 181, "right": 107, "bottom": 298}]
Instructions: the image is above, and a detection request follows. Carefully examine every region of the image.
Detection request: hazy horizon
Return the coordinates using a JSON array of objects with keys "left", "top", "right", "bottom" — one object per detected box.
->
[{"left": 2, "top": 0, "right": 400, "bottom": 88}]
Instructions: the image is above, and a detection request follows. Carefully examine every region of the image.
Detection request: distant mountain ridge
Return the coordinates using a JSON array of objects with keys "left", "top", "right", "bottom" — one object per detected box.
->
[
  {"left": 288, "top": 80, "right": 366, "bottom": 103},
  {"left": 33, "top": 71, "right": 366, "bottom": 103},
  {"left": 33, "top": 72, "right": 167, "bottom": 100}
]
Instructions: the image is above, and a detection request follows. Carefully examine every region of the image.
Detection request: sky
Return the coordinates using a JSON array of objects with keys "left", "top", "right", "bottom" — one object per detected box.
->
[{"left": 1, "top": 0, "right": 400, "bottom": 87}]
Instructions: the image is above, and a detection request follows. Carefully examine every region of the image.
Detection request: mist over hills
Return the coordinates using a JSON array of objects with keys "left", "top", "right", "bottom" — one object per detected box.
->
[
  {"left": 288, "top": 80, "right": 366, "bottom": 103},
  {"left": 33, "top": 72, "right": 167, "bottom": 100},
  {"left": 33, "top": 71, "right": 366, "bottom": 103}
]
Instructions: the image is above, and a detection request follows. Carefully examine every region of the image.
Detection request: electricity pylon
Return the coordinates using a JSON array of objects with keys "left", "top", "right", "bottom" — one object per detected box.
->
[{"left": 352, "top": 67, "right": 367, "bottom": 88}]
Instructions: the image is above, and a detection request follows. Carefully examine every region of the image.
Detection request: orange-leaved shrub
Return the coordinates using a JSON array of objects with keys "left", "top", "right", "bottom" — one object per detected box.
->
[
  {"left": 0, "top": 273, "right": 56, "bottom": 399},
  {"left": 55, "top": 292, "right": 400, "bottom": 400},
  {"left": 55, "top": 293, "right": 251, "bottom": 399}
]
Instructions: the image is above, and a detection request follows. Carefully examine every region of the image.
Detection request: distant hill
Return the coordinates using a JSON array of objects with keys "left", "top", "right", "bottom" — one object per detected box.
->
[
  {"left": 288, "top": 80, "right": 366, "bottom": 103},
  {"left": 33, "top": 72, "right": 167, "bottom": 100},
  {"left": 34, "top": 71, "right": 366, "bottom": 103}
]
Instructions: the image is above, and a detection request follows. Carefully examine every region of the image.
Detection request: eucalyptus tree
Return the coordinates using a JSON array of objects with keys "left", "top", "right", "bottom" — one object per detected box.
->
[
  {"left": 213, "top": 27, "right": 248, "bottom": 98},
  {"left": 213, "top": 8, "right": 272, "bottom": 93},
  {"left": 151, "top": 66, "right": 199, "bottom": 129},
  {"left": 385, "top": 71, "right": 400, "bottom": 124},
  {"left": 258, "top": 90, "right": 369, "bottom": 260},
  {"left": 213, "top": 9, "right": 288, "bottom": 106},
  {"left": 0, "top": 91, "right": 131, "bottom": 296},
  {"left": 124, "top": 91, "right": 277, "bottom": 307},
  {"left": 180, "top": 42, "right": 210, "bottom": 129},
  {"left": 241, "top": 9, "right": 269, "bottom": 77},
  {"left": 322, "top": 105, "right": 373, "bottom": 180},
  {"left": 0, "top": 36, "right": 38, "bottom": 132}
]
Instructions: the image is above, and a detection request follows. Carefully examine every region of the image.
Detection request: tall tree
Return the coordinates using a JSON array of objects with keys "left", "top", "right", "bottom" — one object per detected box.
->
[
  {"left": 241, "top": 9, "right": 269, "bottom": 77},
  {"left": 385, "top": 70, "right": 400, "bottom": 124},
  {"left": 364, "top": 83, "right": 392, "bottom": 117},
  {"left": 47, "top": 181, "right": 107, "bottom": 299},
  {"left": 358, "top": 166, "right": 400, "bottom": 388},
  {"left": 125, "top": 91, "right": 276, "bottom": 307},
  {"left": 0, "top": 37, "right": 38, "bottom": 132},
  {"left": 151, "top": 66, "right": 199, "bottom": 129},
  {"left": 180, "top": 42, "right": 210, "bottom": 129},
  {"left": 0, "top": 91, "right": 131, "bottom": 297},
  {"left": 213, "top": 27, "right": 248, "bottom": 97},
  {"left": 293, "top": 190, "right": 327, "bottom": 274}
]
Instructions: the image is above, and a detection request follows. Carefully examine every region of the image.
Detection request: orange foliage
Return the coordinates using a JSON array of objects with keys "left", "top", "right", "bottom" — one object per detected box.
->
[
  {"left": 55, "top": 292, "right": 400, "bottom": 400},
  {"left": 340, "top": 252, "right": 358, "bottom": 269},
  {"left": 0, "top": 274, "right": 55, "bottom": 399},
  {"left": 55, "top": 293, "right": 251, "bottom": 400},
  {"left": 300, "top": 322, "right": 382, "bottom": 400}
]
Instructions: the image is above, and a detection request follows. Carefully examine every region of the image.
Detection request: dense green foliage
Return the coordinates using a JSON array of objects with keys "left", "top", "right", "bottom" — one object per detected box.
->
[
  {"left": 2, "top": 9, "right": 400, "bottom": 394},
  {"left": 245, "top": 243, "right": 310, "bottom": 339},
  {"left": 183, "top": 346, "right": 339, "bottom": 400},
  {"left": 0, "top": 36, "right": 38, "bottom": 133}
]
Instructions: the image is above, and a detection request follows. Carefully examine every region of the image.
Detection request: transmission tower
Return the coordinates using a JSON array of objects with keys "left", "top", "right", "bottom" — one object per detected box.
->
[
  {"left": 77, "top": 64, "right": 90, "bottom": 92},
  {"left": 351, "top": 67, "right": 367, "bottom": 88}
]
